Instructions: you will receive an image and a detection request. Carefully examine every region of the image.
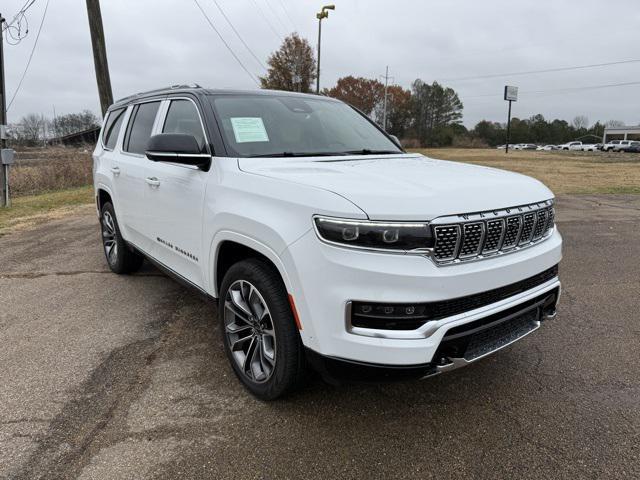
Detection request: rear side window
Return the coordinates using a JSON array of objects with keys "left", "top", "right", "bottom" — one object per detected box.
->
[
  {"left": 124, "top": 101, "right": 161, "bottom": 155},
  {"left": 102, "top": 108, "right": 126, "bottom": 150},
  {"left": 162, "top": 99, "right": 206, "bottom": 152}
]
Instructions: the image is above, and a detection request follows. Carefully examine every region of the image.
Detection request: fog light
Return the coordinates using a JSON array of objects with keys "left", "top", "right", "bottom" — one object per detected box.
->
[{"left": 351, "top": 301, "right": 431, "bottom": 330}]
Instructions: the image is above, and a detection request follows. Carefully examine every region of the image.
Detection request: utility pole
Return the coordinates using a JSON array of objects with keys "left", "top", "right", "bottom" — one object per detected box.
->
[
  {"left": 380, "top": 66, "right": 394, "bottom": 132},
  {"left": 1, "top": 13, "right": 9, "bottom": 207},
  {"left": 85, "top": 0, "right": 113, "bottom": 116}
]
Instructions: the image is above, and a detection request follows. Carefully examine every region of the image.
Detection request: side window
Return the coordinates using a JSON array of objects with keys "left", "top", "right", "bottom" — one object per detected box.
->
[
  {"left": 102, "top": 108, "right": 126, "bottom": 150},
  {"left": 124, "top": 101, "right": 161, "bottom": 155},
  {"left": 162, "top": 99, "right": 206, "bottom": 152}
]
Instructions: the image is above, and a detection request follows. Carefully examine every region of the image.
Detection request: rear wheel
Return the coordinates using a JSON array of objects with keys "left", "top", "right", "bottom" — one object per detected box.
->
[
  {"left": 219, "top": 259, "right": 305, "bottom": 400},
  {"left": 100, "top": 202, "right": 144, "bottom": 274}
]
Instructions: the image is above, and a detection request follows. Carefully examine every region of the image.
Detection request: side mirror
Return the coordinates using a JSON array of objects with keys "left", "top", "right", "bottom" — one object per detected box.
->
[
  {"left": 145, "top": 134, "right": 211, "bottom": 168},
  {"left": 390, "top": 135, "right": 402, "bottom": 148}
]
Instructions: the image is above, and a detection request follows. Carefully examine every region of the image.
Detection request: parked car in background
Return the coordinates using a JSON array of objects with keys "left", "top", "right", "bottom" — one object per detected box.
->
[
  {"left": 614, "top": 140, "right": 634, "bottom": 152},
  {"left": 620, "top": 141, "right": 640, "bottom": 152},
  {"left": 514, "top": 144, "right": 537, "bottom": 150},
  {"left": 558, "top": 141, "right": 582, "bottom": 151},
  {"left": 581, "top": 144, "right": 598, "bottom": 152},
  {"left": 602, "top": 140, "right": 626, "bottom": 152},
  {"left": 537, "top": 145, "right": 558, "bottom": 151}
]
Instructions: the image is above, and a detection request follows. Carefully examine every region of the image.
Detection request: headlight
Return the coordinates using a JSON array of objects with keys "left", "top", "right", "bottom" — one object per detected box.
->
[{"left": 313, "top": 216, "right": 434, "bottom": 252}]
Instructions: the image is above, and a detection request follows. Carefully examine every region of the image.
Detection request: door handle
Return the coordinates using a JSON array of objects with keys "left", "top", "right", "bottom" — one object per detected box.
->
[
  {"left": 145, "top": 176, "right": 161, "bottom": 187},
  {"left": 110, "top": 166, "right": 120, "bottom": 176}
]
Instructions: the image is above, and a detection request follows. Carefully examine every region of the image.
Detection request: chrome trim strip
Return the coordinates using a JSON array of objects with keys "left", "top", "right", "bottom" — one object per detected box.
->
[{"left": 346, "top": 277, "right": 560, "bottom": 340}]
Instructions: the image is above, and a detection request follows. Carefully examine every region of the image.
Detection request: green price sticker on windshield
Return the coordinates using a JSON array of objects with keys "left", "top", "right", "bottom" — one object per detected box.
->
[{"left": 231, "top": 117, "right": 270, "bottom": 143}]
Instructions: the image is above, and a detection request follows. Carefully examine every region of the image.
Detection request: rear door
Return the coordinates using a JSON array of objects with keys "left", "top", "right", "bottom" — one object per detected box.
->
[
  {"left": 144, "top": 97, "right": 210, "bottom": 287},
  {"left": 114, "top": 100, "right": 162, "bottom": 251}
]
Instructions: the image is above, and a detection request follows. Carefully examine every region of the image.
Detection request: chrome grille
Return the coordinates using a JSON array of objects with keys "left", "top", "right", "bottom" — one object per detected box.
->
[
  {"left": 519, "top": 213, "right": 536, "bottom": 244},
  {"left": 483, "top": 219, "right": 505, "bottom": 253},
  {"left": 433, "top": 225, "right": 460, "bottom": 261},
  {"left": 546, "top": 206, "right": 555, "bottom": 230},
  {"left": 459, "top": 222, "right": 485, "bottom": 258},
  {"left": 502, "top": 216, "right": 522, "bottom": 250},
  {"left": 431, "top": 200, "right": 555, "bottom": 265},
  {"left": 532, "top": 209, "right": 548, "bottom": 240}
]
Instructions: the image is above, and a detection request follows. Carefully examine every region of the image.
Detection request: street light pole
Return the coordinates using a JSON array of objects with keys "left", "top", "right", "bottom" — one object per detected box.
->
[{"left": 315, "top": 5, "right": 335, "bottom": 94}]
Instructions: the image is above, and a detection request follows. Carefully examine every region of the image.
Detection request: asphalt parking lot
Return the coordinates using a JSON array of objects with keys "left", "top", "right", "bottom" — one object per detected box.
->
[{"left": 1, "top": 195, "right": 639, "bottom": 479}]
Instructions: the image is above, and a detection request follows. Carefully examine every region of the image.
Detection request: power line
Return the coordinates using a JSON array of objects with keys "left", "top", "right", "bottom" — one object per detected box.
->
[
  {"left": 263, "top": 0, "right": 289, "bottom": 34},
  {"left": 2, "top": 0, "right": 39, "bottom": 45},
  {"left": 191, "top": 0, "right": 260, "bottom": 85},
  {"left": 465, "top": 80, "right": 640, "bottom": 99},
  {"left": 441, "top": 59, "right": 640, "bottom": 82},
  {"left": 7, "top": 0, "right": 50, "bottom": 111},
  {"left": 274, "top": 0, "right": 297, "bottom": 31},
  {"left": 248, "top": 0, "right": 283, "bottom": 42},
  {"left": 210, "top": 0, "right": 266, "bottom": 71}
]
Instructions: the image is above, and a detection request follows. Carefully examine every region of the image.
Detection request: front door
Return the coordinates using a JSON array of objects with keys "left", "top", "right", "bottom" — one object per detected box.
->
[{"left": 144, "top": 98, "right": 209, "bottom": 287}]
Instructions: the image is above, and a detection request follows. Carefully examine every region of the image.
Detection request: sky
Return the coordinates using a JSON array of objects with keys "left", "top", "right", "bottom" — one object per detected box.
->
[{"left": 2, "top": 0, "right": 640, "bottom": 128}]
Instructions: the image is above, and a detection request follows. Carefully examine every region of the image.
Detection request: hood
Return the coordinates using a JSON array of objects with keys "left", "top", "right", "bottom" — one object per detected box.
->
[{"left": 238, "top": 153, "right": 554, "bottom": 220}]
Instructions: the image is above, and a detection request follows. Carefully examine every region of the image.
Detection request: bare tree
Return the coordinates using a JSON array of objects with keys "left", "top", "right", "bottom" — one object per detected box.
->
[
  {"left": 605, "top": 119, "right": 625, "bottom": 128},
  {"left": 572, "top": 115, "right": 589, "bottom": 130},
  {"left": 19, "top": 114, "right": 46, "bottom": 145}
]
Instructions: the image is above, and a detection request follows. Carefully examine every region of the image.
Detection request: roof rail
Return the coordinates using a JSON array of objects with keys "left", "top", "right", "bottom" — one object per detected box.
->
[
  {"left": 171, "top": 83, "right": 202, "bottom": 89},
  {"left": 113, "top": 84, "right": 203, "bottom": 106}
]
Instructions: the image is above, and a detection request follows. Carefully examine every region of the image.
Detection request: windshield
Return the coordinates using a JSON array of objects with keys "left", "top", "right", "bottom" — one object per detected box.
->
[{"left": 210, "top": 94, "right": 402, "bottom": 158}]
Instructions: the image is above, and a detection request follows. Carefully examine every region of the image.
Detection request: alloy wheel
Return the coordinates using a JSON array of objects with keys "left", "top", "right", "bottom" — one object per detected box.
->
[
  {"left": 224, "top": 280, "right": 277, "bottom": 383},
  {"left": 102, "top": 211, "right": 118, "bottom": 266}
]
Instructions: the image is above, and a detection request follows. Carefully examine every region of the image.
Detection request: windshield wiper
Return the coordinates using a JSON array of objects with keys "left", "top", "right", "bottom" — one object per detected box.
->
[
  {"left": 341, "top": 149, "right": 402, "bottom": 155},
  {"left": 247, "top": 152, "right": 348, "bottom": 158}
]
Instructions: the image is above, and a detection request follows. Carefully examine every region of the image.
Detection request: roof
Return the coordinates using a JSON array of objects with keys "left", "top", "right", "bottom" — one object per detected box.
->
[
  {"left": 603, "top": 125, "right": 640, "bottom": 133},
  {"left": 111, "top": 85, "right": 335, "bottom": 110}
]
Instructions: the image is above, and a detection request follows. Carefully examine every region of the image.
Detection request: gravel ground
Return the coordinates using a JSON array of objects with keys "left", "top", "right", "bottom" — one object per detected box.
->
[{"left": 0, "top": 195, "right": 638, "bottom": 479}]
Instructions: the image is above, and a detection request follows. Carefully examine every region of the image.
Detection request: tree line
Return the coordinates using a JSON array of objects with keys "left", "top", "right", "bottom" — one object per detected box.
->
[
  {"left": 260, "top": 34, "right": 631, "bottom": 147},
  {"left": 8, "top": 110, "right": 100, "bottom": 147}
]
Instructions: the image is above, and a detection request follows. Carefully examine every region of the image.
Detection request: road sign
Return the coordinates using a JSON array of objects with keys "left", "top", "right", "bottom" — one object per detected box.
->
[{"left": 504, "top": 85, "right": 518, "bottom": 102}]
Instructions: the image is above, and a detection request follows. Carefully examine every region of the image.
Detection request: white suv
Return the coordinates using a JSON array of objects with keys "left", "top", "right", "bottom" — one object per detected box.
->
[{"left": 93, "top": 86, "right": 562, "bottom": 399}]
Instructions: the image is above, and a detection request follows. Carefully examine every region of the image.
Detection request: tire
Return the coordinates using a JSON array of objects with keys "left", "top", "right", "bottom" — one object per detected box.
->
[
  {"left": 100, "top": 202, "right": 144, "bottom": 274},
  {"left": 219, "top": 258, "right": 305, "bottom": 400}
]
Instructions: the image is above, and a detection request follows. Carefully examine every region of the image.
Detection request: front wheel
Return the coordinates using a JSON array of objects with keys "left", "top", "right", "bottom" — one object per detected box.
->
[
  {"left": 100, "top": 202, "right": 144, "bottom": 274},
  {"left": 219, "top": 259, "right": 305, "bottom": 400}
]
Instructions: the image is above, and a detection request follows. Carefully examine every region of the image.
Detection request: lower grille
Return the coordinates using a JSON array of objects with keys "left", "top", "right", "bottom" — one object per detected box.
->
[
  {"left": 433, "top": 287, "right": 558, "bottom": 363},
  {"left": 463, "top": 309, "right": 538, "bottom": 360},
  {"left": 350, "top": 265, "right": 559, "bottom": 330}
]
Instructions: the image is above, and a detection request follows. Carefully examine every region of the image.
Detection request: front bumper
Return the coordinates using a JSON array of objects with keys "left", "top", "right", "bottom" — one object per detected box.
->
[
  {"left": 282, "top": 227, "right": 562, "bottom": 367},
  {"left": 306, "top": 287, "right": 558, "bottom": 383}
]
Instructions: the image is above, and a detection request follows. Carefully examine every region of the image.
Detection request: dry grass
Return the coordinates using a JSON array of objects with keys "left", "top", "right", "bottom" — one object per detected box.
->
[
  {"left": 413, "top": 148, "right": 640, "bottom": 195},
  {"left": 0, "top": 186, "right": 94, "bottom": 235},
  {"left": 9, "top": 146, "right": 93, "bottom": 197}
]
